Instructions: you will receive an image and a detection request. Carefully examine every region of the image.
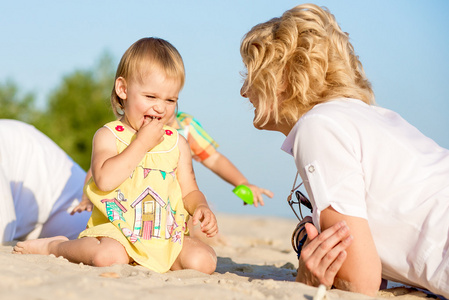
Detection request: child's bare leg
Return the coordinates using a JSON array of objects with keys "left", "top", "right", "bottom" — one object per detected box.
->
[
  {"left": 170, "top": 236, "right": 217, "bottom": 274},
  {"left": 13, "top": 236, "right": 69, "bottom": 255},
  {"left": 13, "top": 236, "right": 131, "bottom": 267}
]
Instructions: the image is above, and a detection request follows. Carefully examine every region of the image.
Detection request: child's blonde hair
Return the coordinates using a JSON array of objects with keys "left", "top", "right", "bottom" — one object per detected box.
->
[
  {"left": 240, "top": 4, "right": 374, "bottom": 127},
  {"left": 111, "top": 37, "right": 185, "bottom": 117}
]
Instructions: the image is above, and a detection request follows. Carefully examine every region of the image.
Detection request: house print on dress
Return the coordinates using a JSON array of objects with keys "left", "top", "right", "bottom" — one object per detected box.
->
[
  {"left": 130, "top": 186, "right": 179, "bottom": 240},
  {"left": 100, "top": 184, "right": 183, "bottom": 242},
  {"left": 102, "top": 190, "right": 128, "bottom": 222}
]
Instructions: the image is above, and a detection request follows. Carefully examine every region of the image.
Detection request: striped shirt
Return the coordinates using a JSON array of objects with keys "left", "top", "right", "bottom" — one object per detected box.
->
[{"left": 170, "top": 112, "right": 219, "bottom": 162}]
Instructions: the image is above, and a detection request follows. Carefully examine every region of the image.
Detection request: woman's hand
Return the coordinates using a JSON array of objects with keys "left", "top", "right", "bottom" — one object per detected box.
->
[{"left": 296, "top": 217, "right": 353, "bottom": 288}]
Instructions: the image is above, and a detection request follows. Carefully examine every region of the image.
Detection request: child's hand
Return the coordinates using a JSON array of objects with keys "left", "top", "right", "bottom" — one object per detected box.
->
[
  {"left": 135, "top": 118, "right": 165, "bottom": 151},
  {"left": 70, "top": 192, "right": 93, "bottom": 215},
  {"left": 246, "top": 183, "right": 274, "bottom": 207},
  {"left": 192, "top": 205, "right": 218, "bottom": 237}
]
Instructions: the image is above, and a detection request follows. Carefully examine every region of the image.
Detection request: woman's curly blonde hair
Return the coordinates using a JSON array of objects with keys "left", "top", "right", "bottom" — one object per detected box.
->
[
  {"left": 240, "top": 4, "right": 374, "bottom": 128},
  {"left": 111, "top": 37, "right": 185, "bottom": 117}
]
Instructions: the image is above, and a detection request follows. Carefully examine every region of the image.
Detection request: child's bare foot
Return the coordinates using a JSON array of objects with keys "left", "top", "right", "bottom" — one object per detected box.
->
[{"left": 12, "top": 236, "right": 69, "bottom": 255}]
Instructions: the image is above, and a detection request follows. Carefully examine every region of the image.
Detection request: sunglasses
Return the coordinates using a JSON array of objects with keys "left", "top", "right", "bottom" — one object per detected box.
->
[
  {"left": 287, "top": 172, "right": 313, "bottom": 221},
  {"left": 288, "top": 172, "right": 313, "bottom": 258}
]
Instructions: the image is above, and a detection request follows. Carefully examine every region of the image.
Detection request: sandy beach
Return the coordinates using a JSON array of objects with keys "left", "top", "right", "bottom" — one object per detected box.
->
[{"left": 0, "top": 213, "right": 434, "bottom": 300}]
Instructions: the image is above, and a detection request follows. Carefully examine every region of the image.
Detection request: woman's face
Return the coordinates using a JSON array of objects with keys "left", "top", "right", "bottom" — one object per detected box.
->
[
  {"left": 240, "top": 80, "right": 264, "bottom": 130},
  {"left": 241, "top": 79, "right": 292, "bottom": 135},
  {"left": 240, "top": 79, "right": 284, "bottom": 133}
]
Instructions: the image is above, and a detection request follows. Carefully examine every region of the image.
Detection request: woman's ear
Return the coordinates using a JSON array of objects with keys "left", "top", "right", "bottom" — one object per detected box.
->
[{"left": 115, "top": 77, "right": 127, "bottom": 100}]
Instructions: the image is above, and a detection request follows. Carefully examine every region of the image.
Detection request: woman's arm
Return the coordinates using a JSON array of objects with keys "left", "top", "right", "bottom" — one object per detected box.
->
[
  {"left": 293, "top": 114, "right": 382, "bottom": 295},
  {"left": 320, "top": 206, "right": 382, "bottom": 296},
  {"left": 296, "top": 217, "right": 352, "bottom": 287}
]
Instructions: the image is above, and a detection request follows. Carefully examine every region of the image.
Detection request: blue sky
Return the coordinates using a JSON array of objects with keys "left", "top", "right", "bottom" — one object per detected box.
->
[{"left": 1, "top": 1, "right": 448, "bottom": 219}]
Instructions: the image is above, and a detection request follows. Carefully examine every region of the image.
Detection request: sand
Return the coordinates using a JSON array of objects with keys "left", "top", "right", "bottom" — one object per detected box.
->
[{"left": 0, "top": 214, "right": 433, "bottom": 300}]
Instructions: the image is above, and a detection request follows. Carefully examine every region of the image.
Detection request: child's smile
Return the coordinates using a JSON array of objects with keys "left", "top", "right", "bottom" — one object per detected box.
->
[
  {"left": 145, "top": 115, "right": 162, "bottom": 121},
  {"left": 115, "top": 68, "right": 181, "bottom": 132}
]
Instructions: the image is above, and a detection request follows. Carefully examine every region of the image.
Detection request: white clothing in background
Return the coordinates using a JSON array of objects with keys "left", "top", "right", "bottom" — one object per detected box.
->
[{"left": 0, "top": 119, "right": 90, "bottom": 242}]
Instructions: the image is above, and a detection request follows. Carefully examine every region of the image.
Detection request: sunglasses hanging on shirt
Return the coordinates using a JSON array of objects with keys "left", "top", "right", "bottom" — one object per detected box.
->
[{"left": 287, "top": 171, "right": 313, "bottom": 258}]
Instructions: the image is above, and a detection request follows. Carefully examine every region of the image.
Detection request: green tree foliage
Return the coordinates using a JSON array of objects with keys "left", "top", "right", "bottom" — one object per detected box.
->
[
  {"left": 0, "top": 79, "right": 42, "bottom": 123},
  {"left": 36, "top": 52, "right": 116, "bottom": 170},
  {"left": 0, "top": 52, "right": 117, "bottom": 171}
]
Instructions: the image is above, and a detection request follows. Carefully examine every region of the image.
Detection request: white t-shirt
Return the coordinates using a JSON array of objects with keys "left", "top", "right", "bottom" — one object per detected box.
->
[
  {"left": 281, "top": 98, "right": 449, "bottom": 298},
  {"left": 0, "top": 119, "right": 91, "bottom": 241}
]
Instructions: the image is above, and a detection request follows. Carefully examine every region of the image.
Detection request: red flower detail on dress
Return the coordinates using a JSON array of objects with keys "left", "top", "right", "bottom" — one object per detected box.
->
[
  {"left": 165, "top": 129, "right": 173, "bottom": 136},
  {"left": 115, "top": 125, "right": 124, "bottom": 132}
]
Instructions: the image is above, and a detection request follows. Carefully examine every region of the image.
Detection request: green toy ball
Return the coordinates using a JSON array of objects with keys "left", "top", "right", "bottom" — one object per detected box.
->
[{"left": 232, "top": 185, "right": 254, "bottom": 205}]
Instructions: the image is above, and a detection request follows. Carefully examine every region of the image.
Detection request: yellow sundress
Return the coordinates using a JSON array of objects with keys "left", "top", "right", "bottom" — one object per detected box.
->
[{"left": 78, "top": 120, "right": 188, "bottom": 273}]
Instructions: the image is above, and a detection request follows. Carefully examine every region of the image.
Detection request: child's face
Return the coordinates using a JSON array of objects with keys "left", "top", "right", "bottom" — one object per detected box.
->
[{"left": 116, "top": 69, "right": 181, "bottom": 132}]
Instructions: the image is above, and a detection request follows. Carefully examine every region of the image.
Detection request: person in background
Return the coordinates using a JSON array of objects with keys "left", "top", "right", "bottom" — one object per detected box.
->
[
  {"left": 170, "top": 111, "right": 273, "bottom": 207},
  {"left": 0, "top": 119, "right": 90, "bottom": 243}
]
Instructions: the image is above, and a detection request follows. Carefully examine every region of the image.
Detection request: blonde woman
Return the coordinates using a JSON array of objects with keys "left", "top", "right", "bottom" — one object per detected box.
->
[{"left": 240, "top": 4, "right": 449, "bottom": 298}]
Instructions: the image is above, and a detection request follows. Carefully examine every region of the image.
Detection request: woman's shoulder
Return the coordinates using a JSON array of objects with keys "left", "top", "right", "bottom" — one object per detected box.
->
[
  {"left": 308, "top": 98, "right": 366, "bottom": 114},
  {"left": 299, "top": 98, "right": 377, "bottom": 126},
  {"left": 293, "top": 98, "right": 373, "bottom": 146}
]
